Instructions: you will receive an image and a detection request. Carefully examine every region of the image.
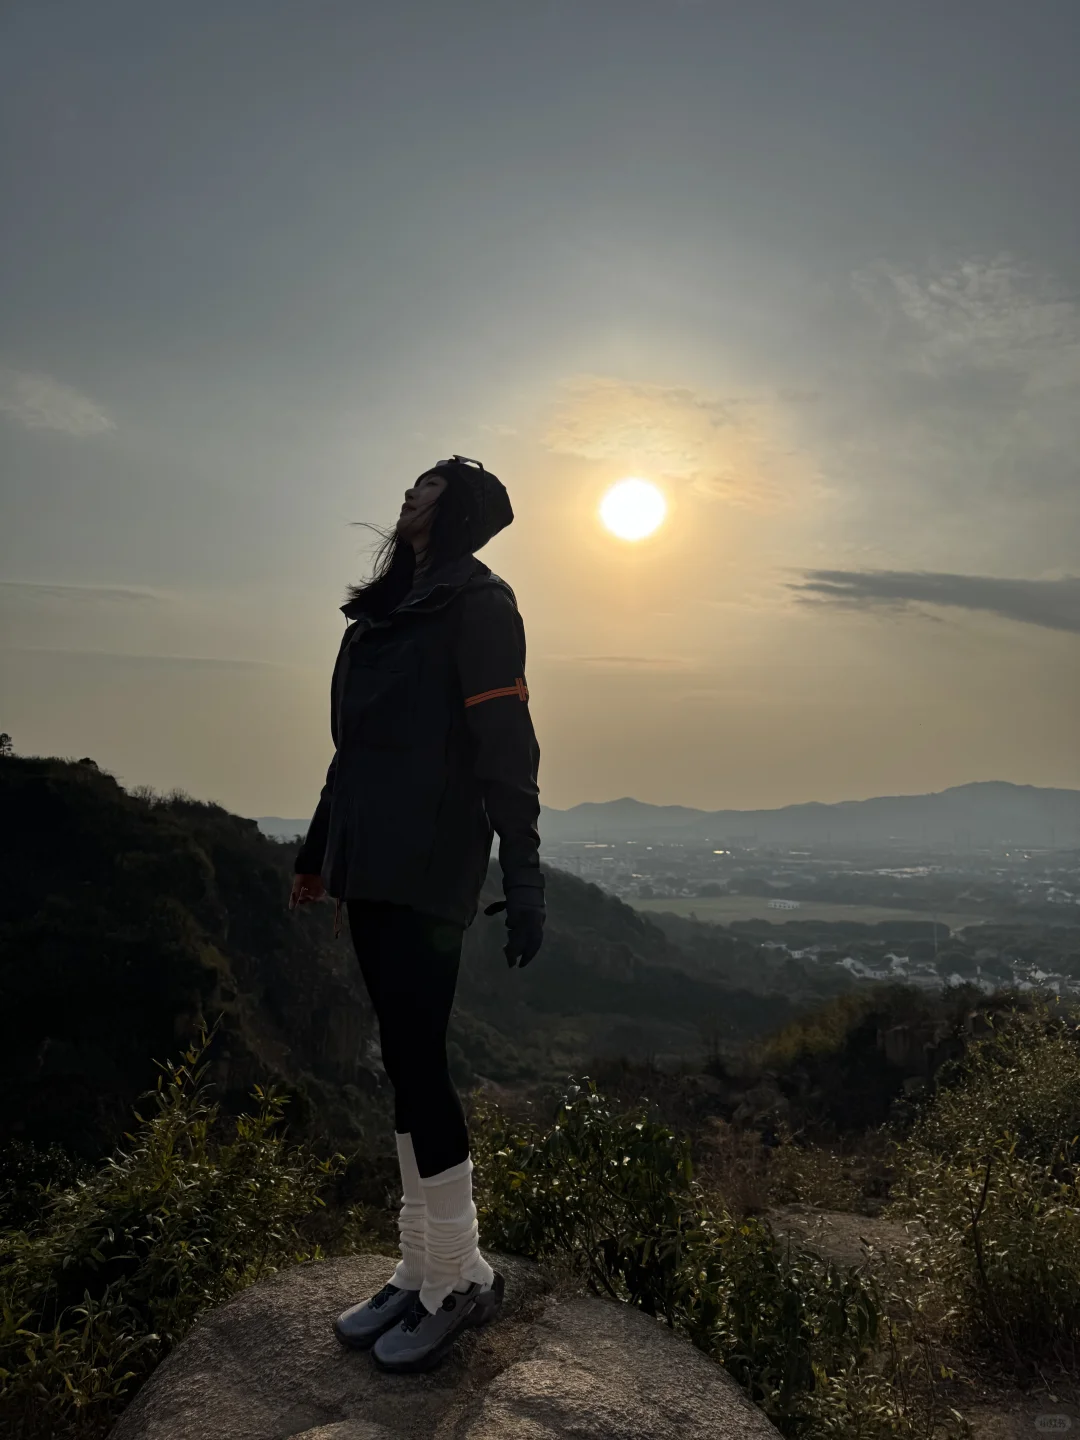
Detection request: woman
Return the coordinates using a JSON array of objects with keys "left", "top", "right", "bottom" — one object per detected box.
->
[{"left": 288, "top": 455, "right": 544, "bottom": 1373}]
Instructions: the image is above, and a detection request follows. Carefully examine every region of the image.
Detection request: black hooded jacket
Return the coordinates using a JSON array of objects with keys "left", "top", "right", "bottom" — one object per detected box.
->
[{"left": 294, "top": 553, "right": 542, "bottom": 928}]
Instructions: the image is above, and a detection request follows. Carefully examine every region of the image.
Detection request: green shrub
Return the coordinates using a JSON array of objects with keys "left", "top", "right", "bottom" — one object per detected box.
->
[
  {"left": 744, "top": 986, "right": 980, "bottom": 1136},
  {"left": 760, "top": 992, "right": 885, "bottom": 1069},
  {"left": 474, "top": 1080, "right": 958, "bottom": 1438},
  {"left": 0, "top": 1025, "right": 342, "bottom": 1440},
  {"left": 0, "top": 1142, "right": 92, "bottom": 1231},
  {"left": 892, "top": 1004, "right": 1080, "bottom": 1372},
  {"left": 913, "top": 1003, "right": 1080, "bottom": 1165}
]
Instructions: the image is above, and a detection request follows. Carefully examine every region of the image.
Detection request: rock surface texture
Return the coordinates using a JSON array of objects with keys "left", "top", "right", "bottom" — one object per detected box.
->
[{"left": 110, "top": 1253, "right": 780, "bottom": 1440}]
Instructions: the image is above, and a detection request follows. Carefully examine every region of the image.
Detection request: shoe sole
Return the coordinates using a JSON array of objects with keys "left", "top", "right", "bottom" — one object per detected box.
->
[{"left": 372, "top": 1272, "right": 505, "bottom": 1374}]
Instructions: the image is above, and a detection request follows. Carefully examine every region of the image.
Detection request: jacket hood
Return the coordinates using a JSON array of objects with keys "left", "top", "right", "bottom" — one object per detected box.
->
[{"left": 418, "top": 456, "right": 514, "bottom": 554}]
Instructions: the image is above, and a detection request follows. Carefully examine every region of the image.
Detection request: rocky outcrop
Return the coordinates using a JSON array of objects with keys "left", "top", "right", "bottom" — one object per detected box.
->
[{"left": 110, "top": 1253, "right": 780, "bottom": 1440}]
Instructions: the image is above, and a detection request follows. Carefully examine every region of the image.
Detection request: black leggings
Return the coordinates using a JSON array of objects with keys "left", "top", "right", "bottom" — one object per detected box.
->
[{"left": 345, "top": 898, "right": 469, "bottom": 1178}]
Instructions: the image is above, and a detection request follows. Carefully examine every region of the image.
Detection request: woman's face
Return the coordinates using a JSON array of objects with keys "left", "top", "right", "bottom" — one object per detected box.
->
[{"left": 396, "top": 472, "right": 447, "bottom": 547}]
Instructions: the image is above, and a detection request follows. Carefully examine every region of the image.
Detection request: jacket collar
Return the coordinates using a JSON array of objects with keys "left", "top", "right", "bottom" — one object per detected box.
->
[{"left": 340, "top": 554, "right": 486, "bottom": 625}]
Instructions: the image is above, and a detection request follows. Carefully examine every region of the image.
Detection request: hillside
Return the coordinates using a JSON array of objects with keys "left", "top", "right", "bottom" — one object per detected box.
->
[
  {"left": 0, "top": 754, "right": 787, "bottom": 1160},
  {"left": 0, "top": 755, "right": 385, "bottom": 1159}
]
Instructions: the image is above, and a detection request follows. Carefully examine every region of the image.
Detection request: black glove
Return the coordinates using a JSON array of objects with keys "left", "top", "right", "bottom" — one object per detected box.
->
[{"left": 484, "top": 885, "right": 546, "bottom": 968}]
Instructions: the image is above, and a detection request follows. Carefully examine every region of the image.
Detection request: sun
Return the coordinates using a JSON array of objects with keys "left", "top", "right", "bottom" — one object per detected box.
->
[{"left": 598, "top": 478, "right": 667, "bottom": 541}]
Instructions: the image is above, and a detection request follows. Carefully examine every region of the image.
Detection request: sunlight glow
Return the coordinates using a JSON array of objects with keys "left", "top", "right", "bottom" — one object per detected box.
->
[{"left": 598, "top": 478, "right": 667, "bottom": 541}]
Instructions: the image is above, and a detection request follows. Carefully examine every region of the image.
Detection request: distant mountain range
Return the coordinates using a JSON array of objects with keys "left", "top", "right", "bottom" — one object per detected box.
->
[
  {"left": 259, "top": 781, "right": 1080, "bottom": 851},
  {"left": 539, "top": 782, "right": 1080, "bottom": 848}
]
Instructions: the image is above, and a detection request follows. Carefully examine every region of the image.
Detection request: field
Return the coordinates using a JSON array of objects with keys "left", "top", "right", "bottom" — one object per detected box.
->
[{"left": 630, "top": 894, "right": 990, "bottom": 931}]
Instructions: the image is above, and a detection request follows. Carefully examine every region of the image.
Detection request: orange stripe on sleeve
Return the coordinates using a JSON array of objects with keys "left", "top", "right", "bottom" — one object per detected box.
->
[{"left": 464, "top": 676, "right": 529, "bottom": 707}]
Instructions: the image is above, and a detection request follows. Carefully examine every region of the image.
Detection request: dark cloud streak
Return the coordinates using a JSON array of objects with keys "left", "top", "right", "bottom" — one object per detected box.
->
[
  {"left": 792, "top": 570, "right": 1080, "bottom": 634},
  {"left": 2, "top": 646, "right": 277, "bottom": 670},
  {"left": 0, "top": 581, "right": 161, "bottom": 604}
]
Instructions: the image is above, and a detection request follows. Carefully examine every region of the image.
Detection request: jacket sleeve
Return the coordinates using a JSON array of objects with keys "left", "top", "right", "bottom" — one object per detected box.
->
[
  {"left": 294, "top": 627, "right": 350, "bottom": 875},
  {"left": 454, "top": 584, "right": 542, "bottom": 893}
]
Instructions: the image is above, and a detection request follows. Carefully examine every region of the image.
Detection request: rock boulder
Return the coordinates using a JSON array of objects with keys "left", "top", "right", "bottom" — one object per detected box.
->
[{"left": 110, "top": 1253, "right": 780, "bottom": 1440}]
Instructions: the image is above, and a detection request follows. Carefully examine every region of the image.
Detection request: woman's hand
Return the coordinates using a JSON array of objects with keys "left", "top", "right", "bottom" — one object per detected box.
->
[
  {"left": 289, "top": 873, "right": 326, "bottom": 910},
  {"left": 484, "top": 885, "right": 545, "bottom": 967}
]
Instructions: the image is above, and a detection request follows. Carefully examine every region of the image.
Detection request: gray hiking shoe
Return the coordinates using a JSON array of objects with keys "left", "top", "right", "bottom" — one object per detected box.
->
[
  {"left": 372, "top": 1273, "right": 505, "bottom": 1373},
  {"left": 334, "top": 1281, "right": 419, "bottom": 1350}
]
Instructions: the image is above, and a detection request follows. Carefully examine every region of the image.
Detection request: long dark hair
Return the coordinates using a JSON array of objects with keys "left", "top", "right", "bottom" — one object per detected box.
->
[{"left": 345, "top": 477, "right": 476, "bottom": 620}]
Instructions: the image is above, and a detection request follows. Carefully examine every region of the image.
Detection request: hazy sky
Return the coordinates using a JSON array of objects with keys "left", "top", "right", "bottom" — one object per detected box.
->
[{"left": 2, "top": 0, "right": 1078, "bottom": 816}]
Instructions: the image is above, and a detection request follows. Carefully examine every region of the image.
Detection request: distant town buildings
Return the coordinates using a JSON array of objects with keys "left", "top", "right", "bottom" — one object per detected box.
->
[{"left": 537, "top": 832, "right": 1079, "bottom": 998}]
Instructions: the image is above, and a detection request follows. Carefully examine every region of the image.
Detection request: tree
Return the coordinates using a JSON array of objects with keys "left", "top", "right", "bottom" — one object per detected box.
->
[
  {"left": 0, "top": 732, "right": 12, "bottom": 757},
  {"left": 938, "top": 947, "right": 979, "bottom": 978}
]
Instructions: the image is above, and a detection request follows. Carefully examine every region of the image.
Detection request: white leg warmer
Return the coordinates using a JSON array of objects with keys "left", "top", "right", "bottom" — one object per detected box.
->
[
  {"left": 389, "top": 1132, "right": 425, "bottom": 1291},
  {"left": 419, "top": 1156, "right": 494, "bottom": 1314}
]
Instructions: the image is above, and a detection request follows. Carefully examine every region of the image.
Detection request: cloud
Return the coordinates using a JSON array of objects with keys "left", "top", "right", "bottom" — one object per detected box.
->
[
  {"left": 852, "top": 255, "right": 1080, "bottom": 386},
  {"left": 544, "top": 653, "right": 698, "bottom": 670},
  {"left": 0, "top": 581, "right": 160, "bottom": 604},
  {"left": 802, "top": 254, "right": 1080, "bottom": 554},
  {"left": 849, "top": 257, "right": 1080, "bottom": 489},
  {"left": 544, "top": 375, "right": 814, "bottom": 509},
  {"left": 0, "top": 369, "right": 115, "bottom": 435},
  {"left": 2, "top": 646, "right": 277, "bottom": 670},
  {"left": 791, "top": 569, "right": 1080, "bottom": 635}
]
